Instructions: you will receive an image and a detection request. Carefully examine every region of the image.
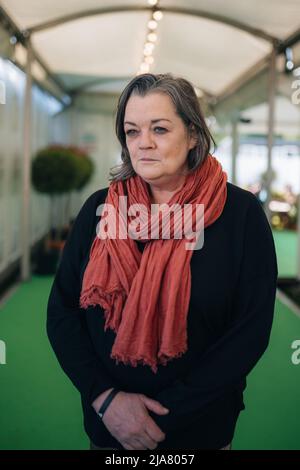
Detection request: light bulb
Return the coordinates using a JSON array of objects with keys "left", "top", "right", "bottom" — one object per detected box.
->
[
  {"left": 144, "top": 48, "right": 153, "bottom": 57},
  {"left": 153, "top": 11, "right": 163, "bottom": 21},
  {"left": 145, "top": 56, "right": 154, "bottom": 64},
  {"left": 147, "top": 32, "right": 157, "bottom": 42},
  {"left": 148, "top": 20, "right": 158, "bottom": 30}
]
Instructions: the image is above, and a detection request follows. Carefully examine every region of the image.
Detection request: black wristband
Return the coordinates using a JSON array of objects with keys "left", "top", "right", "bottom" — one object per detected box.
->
[{"left": 97, "top": 389, "right": 120, "bottom": 419}]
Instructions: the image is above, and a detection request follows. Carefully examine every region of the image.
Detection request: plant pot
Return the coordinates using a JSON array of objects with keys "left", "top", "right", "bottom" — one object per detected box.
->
[{"left": 33, "top": 237, "right": 65, "bottom": 275}]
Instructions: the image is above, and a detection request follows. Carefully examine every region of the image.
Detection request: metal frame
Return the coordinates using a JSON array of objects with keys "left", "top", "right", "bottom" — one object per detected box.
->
[
  {"left": 231, "top": 113, "right": 239, "bottom": 185},
  {"left": 28, "top": 5, "right": 278, "bottom": 43},
  {"left": 21, "top": 39, "right": 33, "bottom": 281},
  {"left": 265, "top": 46, "right": 277, "bottom": 225},
  {"left": 0, "top": 5, "right": 67, "bottom": 97}
]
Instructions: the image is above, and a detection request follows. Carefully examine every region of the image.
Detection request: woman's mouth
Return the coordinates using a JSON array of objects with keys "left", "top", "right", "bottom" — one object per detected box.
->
[{"left": 139, "top": 158, "right": 159, "bottom": 162}]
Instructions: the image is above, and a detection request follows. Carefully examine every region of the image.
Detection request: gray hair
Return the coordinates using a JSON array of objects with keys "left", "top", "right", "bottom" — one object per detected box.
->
[{"left": 109, "top": 73, "right": 215, "bottom": 182}]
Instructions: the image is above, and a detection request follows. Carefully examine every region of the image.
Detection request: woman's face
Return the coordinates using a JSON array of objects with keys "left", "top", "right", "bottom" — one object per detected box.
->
[{"left": 124, "top": 92, "right": 196, "bottom": 186}]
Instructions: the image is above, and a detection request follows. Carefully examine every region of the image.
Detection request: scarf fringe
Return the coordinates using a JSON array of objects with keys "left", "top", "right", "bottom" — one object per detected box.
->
[
  {"left": 80, "top": 285, "right": 127, "bottom": 332},
  {"left": 111, "top": 348, "right": 187, "bottom": 374}
]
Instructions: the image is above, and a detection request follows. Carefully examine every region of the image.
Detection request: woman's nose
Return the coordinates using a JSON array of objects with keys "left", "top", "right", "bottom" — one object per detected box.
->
[{"left": 138, "top": 131, "right": 155, "bottom": 148}]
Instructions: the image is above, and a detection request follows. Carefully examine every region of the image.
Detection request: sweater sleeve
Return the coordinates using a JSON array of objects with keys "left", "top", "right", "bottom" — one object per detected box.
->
[
  {"left": 152, "top": 194, "right": 278, "bottom": 433},
  {"left": 46, "top": 191, "right": 116, "bottom": 405}
]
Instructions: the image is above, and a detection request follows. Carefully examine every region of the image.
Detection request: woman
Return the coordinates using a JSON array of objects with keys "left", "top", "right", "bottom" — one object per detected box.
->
[{"left": 47, "top": 73, "right": 278, "bottom": 450}]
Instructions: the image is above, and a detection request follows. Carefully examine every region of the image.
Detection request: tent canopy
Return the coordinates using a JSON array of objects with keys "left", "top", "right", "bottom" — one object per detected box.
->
[{"left": 1, "top": 0, "right": 299, "bottom": 99}]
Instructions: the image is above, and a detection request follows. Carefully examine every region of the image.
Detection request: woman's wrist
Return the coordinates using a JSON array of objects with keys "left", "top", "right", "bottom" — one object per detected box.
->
[
  {"left": 96, "top": 389, "right": 120, "bottom": 419},
  {"left": 92, "top": 388, "right": 114, "bottom": 414}
]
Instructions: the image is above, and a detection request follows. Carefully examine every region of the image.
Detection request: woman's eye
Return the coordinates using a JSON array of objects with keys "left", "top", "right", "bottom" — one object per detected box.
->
[
  {"left": 125, "top": 129, "right": 137, "bottom": 136},
  {"left": 125, "top": 127, "right": 167, "bottom": 136}
]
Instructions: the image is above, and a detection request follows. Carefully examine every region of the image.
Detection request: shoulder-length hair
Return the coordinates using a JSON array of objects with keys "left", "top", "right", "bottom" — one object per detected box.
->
[{"left": 109, "top": 73, "right": 215, "bottom": 182}]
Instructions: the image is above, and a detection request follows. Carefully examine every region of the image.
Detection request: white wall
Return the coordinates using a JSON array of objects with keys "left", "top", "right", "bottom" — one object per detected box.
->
[{"left": 0, "top": 57, "right": 64, "bottom": 275}]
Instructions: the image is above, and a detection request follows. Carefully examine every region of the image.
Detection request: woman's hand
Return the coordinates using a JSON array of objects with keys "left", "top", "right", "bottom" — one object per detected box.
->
[{"left": 101, "top": 391, "right": 169, "bottom": 450}]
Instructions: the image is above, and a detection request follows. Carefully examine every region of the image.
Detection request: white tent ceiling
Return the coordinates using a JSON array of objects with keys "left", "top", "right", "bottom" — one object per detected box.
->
[
  {"left": 0, "top": 0, "right": 299, "bottom": 98},
  {"left": 239, "top": 96, "right": 300, "bottom": 136}
]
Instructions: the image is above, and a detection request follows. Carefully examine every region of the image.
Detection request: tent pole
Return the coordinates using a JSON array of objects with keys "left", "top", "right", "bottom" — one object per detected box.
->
[
  {"left": 297, "top": 191, "right": 300, "bottom": 280},
  {"left": 265, "top": 45, "right": 277, "bottom": 224},
  {"left": 21, "top": 38, "right": 32, "bottom": 281},
  {"left": 231, "top": 115, "right": 239, "bottom": 185}
]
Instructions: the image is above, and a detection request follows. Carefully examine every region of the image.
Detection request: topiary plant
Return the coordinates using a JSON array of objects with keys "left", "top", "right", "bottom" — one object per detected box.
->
[
  {"left": 32, "top": 145, "right": 79, "bottom": 194},
  {"left": 67, "top": 145, "right": 94, "bottom": 191},
  {"left": 32, "top": 144, "right": 94, "bottom": 242},
  {"left": 31, "top": 144, "right": 95, "bottom": 274}
]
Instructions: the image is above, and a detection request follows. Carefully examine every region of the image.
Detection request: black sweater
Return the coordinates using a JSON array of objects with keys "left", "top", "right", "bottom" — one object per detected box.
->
[{"left": 47, "top": 182, "right": 278, "bottom": 449}]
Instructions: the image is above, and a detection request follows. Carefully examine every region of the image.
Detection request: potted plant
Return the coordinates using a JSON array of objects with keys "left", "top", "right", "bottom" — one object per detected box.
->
[{"left": 31, "top": 144, "right": 94, "bottom": 274}]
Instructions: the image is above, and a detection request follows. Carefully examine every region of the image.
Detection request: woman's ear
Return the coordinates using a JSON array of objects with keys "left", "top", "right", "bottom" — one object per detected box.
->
[{"left": 188, "top": 125, "right": 198, "bottom": 149}]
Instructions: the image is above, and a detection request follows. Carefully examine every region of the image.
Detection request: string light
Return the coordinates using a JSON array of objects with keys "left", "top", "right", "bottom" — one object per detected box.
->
[
  {"left": 148, "top": 20, "right": 158, "bottom": 30},
  {"left": 145, "top": 56, "right": 154, "bottom": 64},
  {"left": 144, "top": 42, "right": 155, "bottom": 51},
  {"left": 153, "top": 11, "right": 163, "bottom": 21},
  {"left": 138, "top": 0, "right": 162, "bottom": 74},
  {"left": 144, "top": 49, "right": 154, "bottom": 57},
  {"left": 284, "top": 47, "right": 294, "bottom": 73},
  {"left": 147, "top": 32, "right": 157, "bottom": 42}
]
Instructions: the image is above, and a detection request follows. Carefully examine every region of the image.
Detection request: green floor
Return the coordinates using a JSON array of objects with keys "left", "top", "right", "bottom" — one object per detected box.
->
[
  {"left": 272, "top": 230, "right": 297, "bottom": 277},
  {"left": 0, "top": 276, "right": 88, "bottom": 450},
  {"left": 0, "top": 230, "right": 299, "bottom": 449}
]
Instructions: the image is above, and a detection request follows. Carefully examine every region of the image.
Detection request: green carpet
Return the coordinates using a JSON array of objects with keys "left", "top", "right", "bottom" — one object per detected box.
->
[
  {"left": 232, "top": 298, "right": 300, "bottom": 449},
  {"left": 232, "top": 229, "right": 300, "bottom": 449},
  {"left": 0, "top": 276, "right": 88, "bottom": 450},
  {"left": 273, "top": 230, "right": 297, "bottom": 277},
  {"left": 0, "top": 229, "right": 299, "bottom": 449}
]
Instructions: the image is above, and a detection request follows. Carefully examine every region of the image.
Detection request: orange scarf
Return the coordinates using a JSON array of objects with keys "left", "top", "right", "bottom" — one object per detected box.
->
[{"left": 80, "top": 154, "right": 227, "bottom": 373}]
